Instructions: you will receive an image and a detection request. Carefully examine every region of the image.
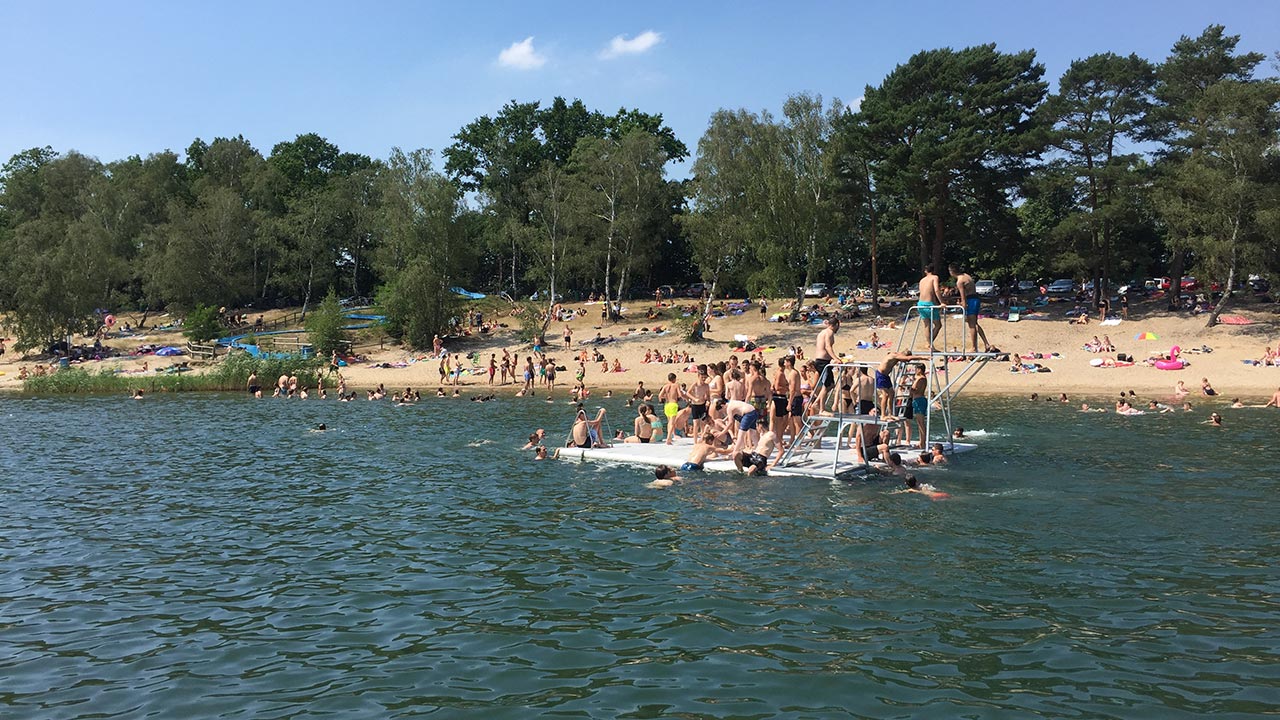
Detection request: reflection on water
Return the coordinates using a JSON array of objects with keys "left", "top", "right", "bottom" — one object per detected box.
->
[{"left": 1, "top": 394, "right": 1277, "bottom": 717}]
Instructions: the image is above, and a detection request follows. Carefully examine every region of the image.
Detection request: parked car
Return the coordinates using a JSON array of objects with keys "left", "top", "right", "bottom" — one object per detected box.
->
[
  {"left": 1014, "top": 280, "right": 1038, "bottom": 295},
  {"left": 974, "top": 280, "right": 998, "bottom": 296},
  {"left": 1248, "top": 274, "right": 1270, "bottom": 292},
  {"left": 1047, "top": 279, "right": 1076, "bottom": 296},
  {"left": 804, "top": 283, "right": 828, "bottom": 298},
  {"left": 1180, "top": 277, "right": 1199, "bottom": 291}
]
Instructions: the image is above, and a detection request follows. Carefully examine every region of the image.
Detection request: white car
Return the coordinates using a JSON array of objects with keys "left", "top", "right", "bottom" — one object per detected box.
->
[
  {"left": 804, "top": 283, "right": 828, "bottom": 298},
  {"left": 975, "top": 280, "right": 998, "bottom": 296}
]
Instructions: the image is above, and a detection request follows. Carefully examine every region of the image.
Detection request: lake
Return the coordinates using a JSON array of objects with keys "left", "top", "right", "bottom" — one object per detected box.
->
[{"left": 1, "top": 393, "right": 1276, "bottom": 718}]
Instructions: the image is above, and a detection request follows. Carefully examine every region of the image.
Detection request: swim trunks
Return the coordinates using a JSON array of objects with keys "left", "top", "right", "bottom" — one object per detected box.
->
[
  {"left": 965, "top": 297, "right": 980, "bottom": 316},
  {"left": 679, "top": 462, "right": 704, "bottom": 472},
  {"left": 789, "top": 396, "right": 804, "bottom": 416},
  {"left": 639, "top": 436, "right": 651, "bottom": 443},
  {"left": 903, "top": 400, "right": 914, "bottom": 419},
  {"left": 664, "top": 401, "right": 679, "bottom": 418},
  {"left": 741, "top": 452, "right": 769, "bottom": 475},
  {"left": 916, "top": 300, "right": 940, "bottom": 322},
  {"left": 750, "top": 395, "right": 768, "bottom": 413},
  {"left": 689, "top": 403, "right": 708, "bottom": 420},
  {"left": 875, "top": 371, "right": 892, "bottom": 390},
  {"left": 912, "top": 396, "right": 928, "bottom": 416},
  {"left": 813, "top": 358, "right": 834, "bottom": 388},
  {"left": 858, "top": 400, "right": 874, "bottom": 415},
  {"left": 772, "top": 395, "right": 789, "bottom": 416},
  {"left": 739, "top": 409, "right": 760, "bottom": 431}
]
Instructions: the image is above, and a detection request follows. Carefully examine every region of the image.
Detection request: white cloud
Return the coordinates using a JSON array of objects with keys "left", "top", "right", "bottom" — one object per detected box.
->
[
  {"left": 497, "top": 37, "right": 547, "bottom": 70},
  {"left": 846, "top": 95, "right": 865, "bottom": 112},
  {"left": 599, "top": 30, "right": 662, "bottom": 59}
]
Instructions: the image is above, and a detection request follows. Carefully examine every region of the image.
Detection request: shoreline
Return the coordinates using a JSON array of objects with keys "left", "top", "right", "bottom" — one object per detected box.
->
[{"left": 3, "top": 296, "right": 1278, "bottom": 402}]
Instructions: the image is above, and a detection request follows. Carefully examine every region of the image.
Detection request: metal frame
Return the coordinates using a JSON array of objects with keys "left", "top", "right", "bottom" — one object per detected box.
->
[{"left": 773, "top": 305, "right": 1001, "bottom": 475}]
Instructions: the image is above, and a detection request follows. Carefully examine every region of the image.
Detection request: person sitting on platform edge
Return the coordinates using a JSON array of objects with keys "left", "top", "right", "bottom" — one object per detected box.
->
[{"left": 680, "top": 433, "right": 732, "bottom": 472}]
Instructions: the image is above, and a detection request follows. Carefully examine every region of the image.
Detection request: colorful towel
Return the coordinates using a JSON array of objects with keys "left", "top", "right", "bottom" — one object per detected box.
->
[{"left": 1218, "top": 315, "right": 1253, "bottom": 325}]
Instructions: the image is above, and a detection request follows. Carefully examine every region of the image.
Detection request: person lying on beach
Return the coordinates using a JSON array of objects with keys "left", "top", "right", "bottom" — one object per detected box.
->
[
  {"left": 680, "top": 433, "right": 732, "bottom": 472},
  {"left": 735, "top": 430, "right": 777, "bottom": 476},
  {"left": 897, "top": 475, "right": 949, "bottom": 499}
]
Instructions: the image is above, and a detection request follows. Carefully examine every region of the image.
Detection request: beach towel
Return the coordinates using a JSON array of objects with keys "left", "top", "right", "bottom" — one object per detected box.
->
[
  {"left": 1100, "top": 318, "right": 1122, "bottom": 326},
  {"left": 1218, "top": 315, "right": 1253, "bottom": 325}
]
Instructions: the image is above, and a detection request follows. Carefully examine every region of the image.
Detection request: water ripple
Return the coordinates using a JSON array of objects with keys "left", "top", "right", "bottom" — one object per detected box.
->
[{"left": 1, "top": 394, "right": 1277, "bottom": 717}]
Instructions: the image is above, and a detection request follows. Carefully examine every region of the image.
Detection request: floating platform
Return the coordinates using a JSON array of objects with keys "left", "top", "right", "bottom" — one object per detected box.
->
[{"left": 564, "top": 438, "right": 977, "bottom": 480}]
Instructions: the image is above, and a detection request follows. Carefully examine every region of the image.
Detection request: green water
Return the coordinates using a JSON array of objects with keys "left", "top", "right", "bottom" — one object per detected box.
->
[{"left": 1, "top": 394, "right": 1277, "bottom": 718}]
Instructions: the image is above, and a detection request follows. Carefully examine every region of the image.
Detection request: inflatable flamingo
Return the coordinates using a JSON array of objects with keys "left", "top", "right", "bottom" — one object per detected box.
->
[{"left": 1155, "top": 345, "right": 1184, "bottom": 370}]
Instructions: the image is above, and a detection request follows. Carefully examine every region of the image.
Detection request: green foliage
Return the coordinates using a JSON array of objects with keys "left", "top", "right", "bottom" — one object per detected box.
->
[
  {"left": 183, "top": 304, "right": 223, "bottom": 343},
  {"left": 305, "top": 291, "right": 347, "bottom": 358},
  {"left": 376, "top": 265, "right": 458, "bottom": 349},
  {"left": 22, "top": 351, "right": 325, "bottom": 395}
]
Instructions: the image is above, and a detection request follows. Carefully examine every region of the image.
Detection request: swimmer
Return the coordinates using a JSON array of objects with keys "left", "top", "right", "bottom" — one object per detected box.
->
[
  {"left": 649, "top": 464, "right": 681, "bottom": 488},
  {"left": 522, "top": 428, "right": 547, "bottom": 450},
  {"left": 1230, "top": 398, "right": 1244, "bottom": 409},
  {"left": 131, "top": 389, "right": 144, "bottom": 400},
  {"left": 680, "top": 433, "right": 731, "bottom": 472},
  {"left": 1206, "top": 412, "right": 1223, "bottom": 427},
  {"left": 929, "top": 443, "right": 948, "bottom": 464},
  {"left": 311, "top": 423, "right": 327, "bottom": 432},
  {"left": 533, "top": 446, "right": 561, "bottom": 460},
  {"left": 1147, "top": 400, "right": 1174, "bottom": 414},
  {"left": 952, "top": 427, "right": 965, "bottom": 439},
  {"left": 734, "top": 430, "right": 777, "bottom": 476},
  {"left": 1182, "top": 402, "right": 1193, "bottom": 412},
  {"left": 898, "top": 475, "right": 949, "bottom": 499}
]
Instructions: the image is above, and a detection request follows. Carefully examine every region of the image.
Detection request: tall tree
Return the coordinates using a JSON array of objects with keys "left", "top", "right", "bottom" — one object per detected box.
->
[
  {"left": 1042, "top": 53, "right": 1155, "bottom": 301},
  {"left": 374, "top": 148, "right": 468, "bottom": 347},
  {"left": 682, "top": 110, "right": 758, "bottom": 337},
  {"left": 1155, "top": 77, "right": 1280, "bottom": 326},
  {"left": 569, "top": 130, "right": 668, "bottom": 321},
  {"left": 1150, "top": 25, "right": 1267, "bottom": 302},
  {"left": 860, "top": 44, "right": 1047, "bottom": 272}
]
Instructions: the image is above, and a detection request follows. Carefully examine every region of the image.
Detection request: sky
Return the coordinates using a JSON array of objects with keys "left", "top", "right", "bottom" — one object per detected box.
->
[{"left": 2, "top": 1, "right": 1278, "bottom": 177}]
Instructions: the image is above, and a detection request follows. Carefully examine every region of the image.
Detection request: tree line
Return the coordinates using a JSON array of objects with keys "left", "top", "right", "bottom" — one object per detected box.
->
[{"left": 1, "top": 25, "right": 1276, "bottom": 352}]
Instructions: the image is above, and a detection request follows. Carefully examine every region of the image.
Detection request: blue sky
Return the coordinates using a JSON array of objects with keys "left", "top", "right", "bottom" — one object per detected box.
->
[{"left": 2, "top": 1, "right": 1277, "bottom": 176}]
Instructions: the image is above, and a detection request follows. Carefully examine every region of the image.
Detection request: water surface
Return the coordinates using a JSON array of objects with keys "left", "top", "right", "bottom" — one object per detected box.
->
[{"left": 1, "top": 394, "right": 1277, "bottom": 718}]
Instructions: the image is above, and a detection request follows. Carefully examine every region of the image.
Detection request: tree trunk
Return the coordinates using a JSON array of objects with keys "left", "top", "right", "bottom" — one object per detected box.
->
[
  {"left": 916, "top": 210, "right": 928, "bottom": 271},
  {"left": 1166, "top": 251, "right": 1187, "bottom": 311},
  {"left": 1206, "top": 223, "right": 1240, "bottom": 328},
  {"left": 932, "top": 214, "right": 945, "bottom": 274}
]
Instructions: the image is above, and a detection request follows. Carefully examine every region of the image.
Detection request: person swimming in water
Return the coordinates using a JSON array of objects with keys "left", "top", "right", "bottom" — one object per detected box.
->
[{"left": 898, "top": 475, "right": 950, "bottom": 499}]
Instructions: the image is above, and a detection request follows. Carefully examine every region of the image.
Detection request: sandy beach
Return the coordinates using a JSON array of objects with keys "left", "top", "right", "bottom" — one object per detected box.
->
[{"left": 3, "top": 295, "right": 1279, "bottom": 402}]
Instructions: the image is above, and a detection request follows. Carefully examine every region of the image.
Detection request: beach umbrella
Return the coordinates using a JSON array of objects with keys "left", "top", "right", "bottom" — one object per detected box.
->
[{"left": 1134, "top": 331, "right": 1159, "bottom": 340}]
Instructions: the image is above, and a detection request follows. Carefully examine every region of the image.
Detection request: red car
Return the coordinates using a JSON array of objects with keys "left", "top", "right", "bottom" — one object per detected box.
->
[{"left": 1181, "top": 277, "right": 1199, "bottom": 291}]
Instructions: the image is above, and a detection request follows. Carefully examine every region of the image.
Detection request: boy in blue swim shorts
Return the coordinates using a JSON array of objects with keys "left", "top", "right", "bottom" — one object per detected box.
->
[{"left": 950, "top": 263, "right": 995, "bottom": 354}]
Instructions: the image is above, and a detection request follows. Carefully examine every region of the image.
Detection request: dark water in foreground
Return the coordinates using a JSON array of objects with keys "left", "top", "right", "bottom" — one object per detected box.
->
[{"left": 1, "top": 393, "right": 1277, "bottom": 719}]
